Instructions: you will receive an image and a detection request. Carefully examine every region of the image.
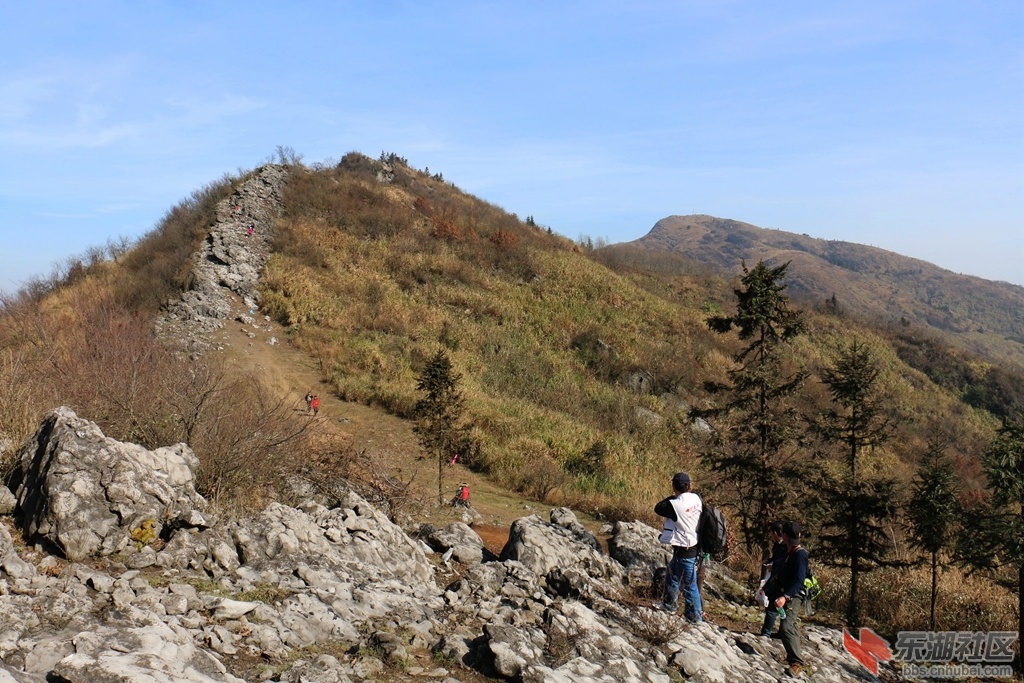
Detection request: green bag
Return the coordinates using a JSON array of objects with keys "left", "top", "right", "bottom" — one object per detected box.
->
[{"left": 802, "top": 570, "right": 822, "bottom": 601}]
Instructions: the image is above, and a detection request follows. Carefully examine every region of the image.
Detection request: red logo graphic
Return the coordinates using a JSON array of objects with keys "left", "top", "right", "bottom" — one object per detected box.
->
[{"left": 843, "top": 628, "right": 893, "bottom": 675}]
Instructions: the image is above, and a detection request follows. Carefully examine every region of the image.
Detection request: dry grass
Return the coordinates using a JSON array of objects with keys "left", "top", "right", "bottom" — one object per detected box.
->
[
  {"left": 814, "top": 563, "right": 1018, "bottom": 635},
  {"left": 0, "top": 156, "right": 1016, "bottom": 645}
]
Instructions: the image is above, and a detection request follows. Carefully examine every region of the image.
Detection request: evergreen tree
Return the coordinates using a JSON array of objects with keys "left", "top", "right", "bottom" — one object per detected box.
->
[
  {"left": 958, "top": 414, "right": 1024, "bottom": 674},
  {"left": 812, "top": 339, "right": 899, "bottom": 627},
  {"left": 695, "top": 260, "right": 808, "bottom": 554},
  {"left": 908, "top": 440, "right": 960, "bottom": 631},
  {"left": 816, "top": 340, "right": 893, "bottom": 479},
  {"left": 413, "top": 350, "right": 470, "bottom": 505}
]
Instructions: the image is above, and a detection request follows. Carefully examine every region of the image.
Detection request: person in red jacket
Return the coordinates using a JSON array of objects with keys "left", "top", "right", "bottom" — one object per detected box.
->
[
  {"left": 310, "top": 396, "right": 320, "bottom": 416},
  {"left": 451, "top": 483, "right": 470, "bottom": 507}
]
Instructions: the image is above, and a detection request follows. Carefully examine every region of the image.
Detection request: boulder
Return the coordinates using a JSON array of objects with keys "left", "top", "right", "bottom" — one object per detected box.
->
[
  {"left": 0, "top": 523, "right": 35, "bottom": 579},
  {"left": 422, "top": 522, "right": 486, "bottom": 565},
  {"left": 607, "top": 520, "right": 670, "bottom": 586},
  {"left": 9, "top": 407, "right": 208, "bottom": 561},
  {"left": 500, "top": 513, "right": 620, "bottom": 583},
  {"left": 0, "top": 486, "right": 15, "bottom": 516}
]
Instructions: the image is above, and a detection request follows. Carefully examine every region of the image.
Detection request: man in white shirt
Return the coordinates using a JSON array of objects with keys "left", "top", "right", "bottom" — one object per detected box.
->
[{"left": 655, "top": 472, "right": 704, "bottom": 622}]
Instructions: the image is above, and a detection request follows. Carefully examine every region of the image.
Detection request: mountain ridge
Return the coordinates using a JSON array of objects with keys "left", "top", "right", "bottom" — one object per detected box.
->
[{"left": 624, "top": 214, "right": 1024, "bottom": 369}]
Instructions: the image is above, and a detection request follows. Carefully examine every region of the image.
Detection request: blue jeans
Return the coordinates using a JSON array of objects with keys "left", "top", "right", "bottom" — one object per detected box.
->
[
  {"left": 761, "top": 606, "right": 778, "bottom": 635},
  {"left": 663, "top": 552, "right": 703, "bottom": 622}
]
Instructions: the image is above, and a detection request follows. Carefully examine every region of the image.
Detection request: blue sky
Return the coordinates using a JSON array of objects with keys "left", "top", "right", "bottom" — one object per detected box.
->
[{"left": 2, "top": 1, "right": 1022, "bottom": 293}]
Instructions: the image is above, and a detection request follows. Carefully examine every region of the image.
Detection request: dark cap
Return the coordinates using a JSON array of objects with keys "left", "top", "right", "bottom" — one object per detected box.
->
[
  {"left": 672, "top": 472, "right": 692, "bottom": 492},
  {"left": 782, "top": 520, "right": 802, "bottom": 541}
]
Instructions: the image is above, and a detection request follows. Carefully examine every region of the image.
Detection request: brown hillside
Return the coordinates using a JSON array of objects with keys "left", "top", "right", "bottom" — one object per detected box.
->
[{"left": 626, "top": 215, "right": 1024, "bottom": 370}]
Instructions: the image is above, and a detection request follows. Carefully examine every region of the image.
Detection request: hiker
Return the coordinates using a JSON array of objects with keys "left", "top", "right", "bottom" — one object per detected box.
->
[
  {"left": 247, "top": 224, "right": 255, "bottom": 237},
  {"left": 759, "top": 521, "right": 788, "bottom": 637},
  {"left": 310, "top": 395, "right": 320, "bottom": 416},
  {"left": 451, "top": 483, "right": 470, "bottom": 508},
  {"left": 305, "top": 393, "right": 313, "bottom": 414},
  {"left": 449, "top": 452, "right": 459, "bottom": 466},
  {"left": 655, "top": 472, "right": 703, "bottom": 622},
  {"left": 766, "top": 521, "right": 809, "bottom": 677}
]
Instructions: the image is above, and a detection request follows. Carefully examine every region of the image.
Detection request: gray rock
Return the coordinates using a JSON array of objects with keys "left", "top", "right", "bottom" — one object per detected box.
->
[
  {"left": 423, "top": 522, "right": 486, "bottom": 565},
  {"left": 210, "top": 597, "right": 259, "bottom": 619},
  {"left": 0, "top": 404, "right": 883, "bottom": 683},
  {"left": 0, "top": 486, "right": 16, "bottom": 516},
  {"left": 0, "top": 523, "right": 35, "bottom": 579},
  {"left": 608, "top": 519, "right": 670, "bottom": 586},
  {"left": 501, "top": 514, "right": 620, "bottom": 583},
  {"left": 9, "top": 407, "right": 208, "bottom": 561},
  {"left": 158, "top": 165, "right": 289, "bottom": 342}
]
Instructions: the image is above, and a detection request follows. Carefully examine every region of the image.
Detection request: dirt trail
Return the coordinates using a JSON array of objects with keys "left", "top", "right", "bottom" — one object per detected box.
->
[{"left": 204, "top": 292, "right": 580, "bottom": 555}]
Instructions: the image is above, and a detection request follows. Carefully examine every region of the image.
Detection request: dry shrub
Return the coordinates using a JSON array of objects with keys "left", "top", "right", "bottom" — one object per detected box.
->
[
  {"left": 0, "top": 283, "right": 312, "bottom": 513},
  {"left": 518, "top": 454, "right": 568, "bottom": 502},
  {"left": 297, "top": 440, "right": 418, "bottom": 523},
  {"left": 413, "top": 196, "right": 432, "bottom": 215},
  {"left": 189, "top": 369, "right": 312, "bottom": 511},
  {"left": 814, "top": 563, "right": 1017, "bottom": 634},
  {"left": 489, "top": 229, "right": 520, "bottom": 251},
  {"left": 0, "top": 293, "right": 55, "bottom": 476},
  {"left": 117, "top": 177, "right": 233, "bottom": 311},
  {"left": 720, "top": 543, "right": 769, "bottom": 593},
  {"left": 430, "top": 216, "right": 465, "bottom": 242},
  {"left": 616, "top": 588, "right": 680, "bottom": 645},
  {"left": 542, "top": 618, "right": 588, "bottom": 667}
]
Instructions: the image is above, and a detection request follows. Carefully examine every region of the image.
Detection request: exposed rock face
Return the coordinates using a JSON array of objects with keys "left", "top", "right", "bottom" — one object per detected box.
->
[
  {"left": 0, "top": 410, "right": 881, "bottom": 682},
  {"left": 9, "top": 407, "right": 208, "bottom": 561},
  {"left": 158, "top": 164, "right": 288, "bottom": 338},
  {"left": 500, "top": 509, "right": 621, "bottom": 583},
  {"left": 422, "top": 521, "right": 488, "bottom": 565},
  {"left": 608, "top": 519, "right": 672, "bottom": 588}
]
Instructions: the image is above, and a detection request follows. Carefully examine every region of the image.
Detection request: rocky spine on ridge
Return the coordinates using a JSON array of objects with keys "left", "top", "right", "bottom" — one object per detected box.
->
[{"left": 158, "top": 164, "right": 288, "bottom": 341}]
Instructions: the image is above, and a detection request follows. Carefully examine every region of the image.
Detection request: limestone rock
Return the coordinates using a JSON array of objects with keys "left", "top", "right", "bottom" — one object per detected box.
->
[
  {"left": 607, "top": 519, "right": 670, "bottom": 586},
  {"left": 422, "top": 522, "right": 486, "bottom": 565},
  {"left": 500, "top": 513, "right": 622, "bottom": 583},
  {"left": 0, "top": 487, "right": 15, "bottom": 516},
  {"left": 10, "top": 407, "right": 208, "bottom": 561}
]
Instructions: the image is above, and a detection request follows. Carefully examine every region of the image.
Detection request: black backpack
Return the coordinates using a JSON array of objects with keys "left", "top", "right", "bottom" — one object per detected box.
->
[{"left": 698, "top": 502, "right": 728, "bottom": 557}]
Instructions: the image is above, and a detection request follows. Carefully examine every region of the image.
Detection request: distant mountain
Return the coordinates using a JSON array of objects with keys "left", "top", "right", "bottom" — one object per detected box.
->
[{"left": 626, "top": 215, "right": 1024, "bottom": 369}]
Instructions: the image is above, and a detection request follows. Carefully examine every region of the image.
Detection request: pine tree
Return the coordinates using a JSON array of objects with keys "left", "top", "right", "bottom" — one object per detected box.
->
[
  {"left": 958, "top": 414, "right": 1024, "bottom": 674},
  {"left": 695, "top": 260, "right": 808, "bottom": 553},
  {"left": 908, "top": 440, "right": 960, "bottom": 631},
  {"left": 413, "top": 350, "right": 470, "bottom": 505},
  {"left": 816, "top": 340, "right": 893, "bottom": 479},
  {"left": 812, "top": 339, "right": 899, "bottom": 627}
]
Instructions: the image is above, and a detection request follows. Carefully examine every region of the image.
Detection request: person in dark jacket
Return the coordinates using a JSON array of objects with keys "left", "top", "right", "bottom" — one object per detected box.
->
[
  {"left": 766, "top": 521, "right": 809, "bottom": 677},
  {"left": 655, "top": 472, "right": 703, "bottom": 622},
  {"left": 759, "top": 521, "right": 788, "bottom": 636}
]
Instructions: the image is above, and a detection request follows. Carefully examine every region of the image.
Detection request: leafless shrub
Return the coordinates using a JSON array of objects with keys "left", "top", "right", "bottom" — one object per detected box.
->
[
  {"left": 297, "top": 441, "right": 418, "bottom": 522},
  {"left": 188, "top": 371, "right": 312, "bottom": 509},
  {"left": 0, "top": 286, "right": 309, "bottom": 512},
  {"left": 615, "top": 591, "right": 679, "bottom": 645},
  {"left": 543, "top": 617, "right": 586, "bottom": 668},
  {"left": 519, "top": 454, "right": 568, "bottom": 502}
]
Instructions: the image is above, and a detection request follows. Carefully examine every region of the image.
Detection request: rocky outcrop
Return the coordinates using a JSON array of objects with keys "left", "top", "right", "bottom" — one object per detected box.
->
[
  {"left": 9, "top": 407, "right": 208, "bottom": 561},
  {"left": 158, "top": 164, "right": 288, "bottom": 338},
  {"left": 500, "top": 509, "right": 620, "bottom": 584},
  {"left": 421, "top": 521, "right": 489, "bottom": 565},
  {"left": 0, "top": 410, "right": 881, "bottom": 682}
]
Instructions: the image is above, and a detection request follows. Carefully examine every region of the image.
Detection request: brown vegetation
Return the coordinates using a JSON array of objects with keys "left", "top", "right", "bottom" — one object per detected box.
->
[{"left": 0, "top": 154, "right": 1019, "bottom": 650}]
